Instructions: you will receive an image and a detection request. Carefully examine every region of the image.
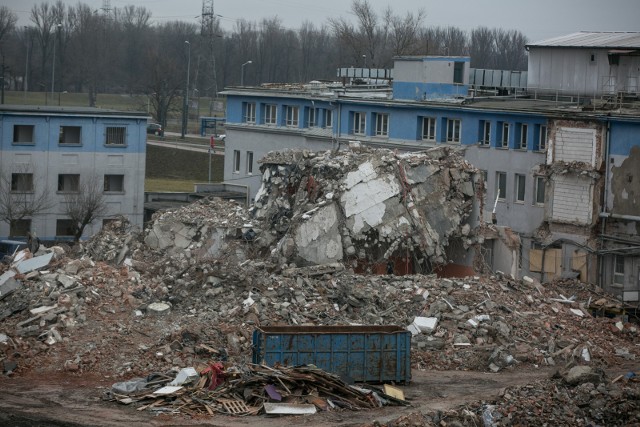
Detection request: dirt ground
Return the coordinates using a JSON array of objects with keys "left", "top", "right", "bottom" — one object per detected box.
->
[{"left": 0, "top": 366, "right": 565, "bottom": 426}]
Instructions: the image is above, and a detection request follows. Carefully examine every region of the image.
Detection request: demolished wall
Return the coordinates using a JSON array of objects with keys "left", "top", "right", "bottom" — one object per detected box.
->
[{"left": 250, "top": 146, "right": 480, "bottom": 273}]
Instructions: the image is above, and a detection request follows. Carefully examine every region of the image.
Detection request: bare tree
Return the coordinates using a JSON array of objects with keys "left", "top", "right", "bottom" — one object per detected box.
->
[
  {"left": 469, "top": 27, "right": 496, "bottom": 69},
  {"left": 493, "top": 29, "right": 528, "bottom": 71},
  {"left": 387, "top": 7, "right": 426, "bottom": 57},
  {"left": 62, "top": 175, "right": 107, "bottom": 241},
  {"left": 0, "top": 6, "right": 17, "bottom": 44},
  {"left": 0, "top": 166, "right": 51, "bottom": 237}
]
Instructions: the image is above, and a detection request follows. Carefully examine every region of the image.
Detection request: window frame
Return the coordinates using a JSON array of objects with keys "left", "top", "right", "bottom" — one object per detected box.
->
[
  {"left": 479, "top": 120, "right": 491, "bottom": 146},
  {"left": 534, "top": 176, "right": 545, "bottom": 205},
  {"left": 285, "top": 105, "right": 299, "bottom": 127},
  {"left": 13, "top": 124, "right": 35, "bottom": 144},
  {"left": 496, "top": 171, "right": 507, "bottom": 201},
  {"left": 233, "top": 150, "right": 241, "bottom": 173},
  {"left": 518, "top": 123, "right": 528, "bottom": 150},
  {"left": 105, "top": 126, "right": 126, "bottom": 146},
  {"left": 515, "top": 173, "right": 526, "bottom": 203},
  {"left": 307, "top": 107, "right": 317, "bottom": 128},
  {"left": 353, "top": 111, "right": 366, "bottom": 135},
  {"left": 421, "top": 117, "right": 436, "bottom": 141},
  {"left": 499, "top": 122, "right": 510, "bottom": 148},
  {"left": 246, "top": 151, "right": 254, "bottom": 174},
  {"left": 57, "top": 173, "right": 80, "bottom": 193},
  {"left": 59, "top": 125, "right": 82, "bottom": 145},
  {"left": 103, "top": 174, "right": 125, "bottom": 193},
  {"left": 374, "top": 113, "right": 389, "bottom": 137},
  {"left": 9, "top": 219, "right": 31, "bottom": 238},
  {"left": 11, "top": 173, "right": 34, "bottom": 192},
  {"left": 55, "top": 219, "right": 75, "bottom": 238},
  {"left": 537, "top": 125, "right": 548, "bottom": 152},
  {"left": 613, "top": 254, "right": 625, "bottom": 285},
  {"left": 325, "top": 109, "right": 333, "bottom": 129},
  {"left": 446, "top": 118, "right": 461, "bottom": 143},
  {"left": 244, "top": 102, "right": 256, "bottom": 123},
  {"left": 264, "top": 104, "right": 277, "bottom": 125}
]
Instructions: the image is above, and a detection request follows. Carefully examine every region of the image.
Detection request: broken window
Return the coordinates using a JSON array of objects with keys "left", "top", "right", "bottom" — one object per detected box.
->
[
  {"left": 285, "top": 105, "right": 299, "bottom": 127},
  {"left": 104, "top": 174, "right": 124, "bottom": 192},
  {"left": 446, "top": 119, "right": 461, "bottom": 143},
  {"left": 59, "top": 126, "right": 81, "bottom": 145},
  {"left": 535, "top": 124, "right": 548, "bottom": 152},
  {"left": 56, "top": 219, "right": 75, "bottom": 238},
  {"left": 244, "top": 102, "right": 256, "bottom": 123},
  {"left": 13, "top": 125, "right": 34, "bottom": 144},
  {"left": 233, "top": 150, "right": 241, "bottom": 173},
  {"left": 515, "top": 174, "right": 526, "bottom": 203},
  {"left": 9, "top": 219, "right": 31, "bottom": 238},
  {"left": 307, "top": 107, "right": 317, "bottom": 127},
  {"left": 614, "top": 255, "right": 625, "bottom": 285},
  {"left": 375, "top": 113, "right": 389, "bottom": 137},
  {"left": 421, "top": 117, "right": 436, "bottom": 141},
  {"left": 534, "top": 176, "right": 545, "bottom": 205},
  {"left": 264, "top": 104, "right": 277, "bottom": 125},
  {"left": 353, "top": 112, "right": 366, "bottom": 135},
  {"left": 247, "top": 151, "right": 254, "bottom": 174},
  {"left": 496, "top": 171, "right": 506, "bottom": 200},
  {"left": 478, "top": 120, "right": 491, "bottom": 146},
  {"left": 498, "top": 122, "right": 509, "bottom": 148},
  {"left": 105, "top": 126, "right": 126, "bottom": 145},
  {"left": 325, "top": 109, "right": 333, "bottom": 129},
  {"left": 518, "top": 123, "right": 528, "bottom": 150},
  {"left": 11, "top": 173, "right": 34, "bottom": 192},
  {"left": 58, "top": 174, "right": 80, "bottom": 192}
]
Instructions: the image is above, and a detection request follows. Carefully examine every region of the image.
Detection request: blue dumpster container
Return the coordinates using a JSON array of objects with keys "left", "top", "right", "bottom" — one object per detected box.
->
[{"left": 252, "top": 325, "right": 411, "bottom": 384}]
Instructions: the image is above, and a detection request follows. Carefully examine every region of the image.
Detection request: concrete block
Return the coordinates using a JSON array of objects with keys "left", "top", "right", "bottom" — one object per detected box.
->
[{"left": 412, "top": 316, "right": 438, "bottom": 334}]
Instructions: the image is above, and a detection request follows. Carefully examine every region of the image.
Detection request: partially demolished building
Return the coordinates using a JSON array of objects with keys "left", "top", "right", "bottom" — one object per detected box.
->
[{"left": 221, "top": 31, "right": 640, "bottom": 300}]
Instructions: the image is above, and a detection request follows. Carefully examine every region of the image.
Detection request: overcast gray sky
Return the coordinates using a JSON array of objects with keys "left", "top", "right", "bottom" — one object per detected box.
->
[{"left": 5, "top": 0, "right": 640, "bottom": 42}]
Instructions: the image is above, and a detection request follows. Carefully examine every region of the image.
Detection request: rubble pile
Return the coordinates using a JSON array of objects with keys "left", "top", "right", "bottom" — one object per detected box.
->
[
  {"left": 383, "top": 368, "right": 640, "bottom": 426},
  {"left": 251, "top": 146, "right": 480, "bottom": 270},
  {"left": 107, "top": 363, "right": 407, "bottom": 416}
]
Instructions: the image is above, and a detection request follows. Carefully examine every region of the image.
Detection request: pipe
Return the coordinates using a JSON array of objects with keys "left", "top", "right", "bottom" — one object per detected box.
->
[
  {"left": 600, "top": 212, "right": 640, "bottom": 222},
  {"left": 598, "top": 120, "right": 612, "bottom": 289}
]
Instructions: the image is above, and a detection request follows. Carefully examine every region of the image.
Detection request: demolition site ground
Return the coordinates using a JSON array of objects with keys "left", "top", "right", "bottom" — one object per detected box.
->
[{"left": 2, "top": 147, "right": 640, "bottom": 426}]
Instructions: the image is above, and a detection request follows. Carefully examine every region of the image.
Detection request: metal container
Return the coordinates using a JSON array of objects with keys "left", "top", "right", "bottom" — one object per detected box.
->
[{"left": 252, "top": 325, "right": 411, "bottom": 384}]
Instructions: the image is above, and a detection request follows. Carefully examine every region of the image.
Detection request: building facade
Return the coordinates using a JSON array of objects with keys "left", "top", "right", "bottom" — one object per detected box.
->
[
  {"left": 0, "top": 105, "right": 147, "bottom": 241},
  {"left": 221, "top": 32, "right": 640, "bottom": 298}
]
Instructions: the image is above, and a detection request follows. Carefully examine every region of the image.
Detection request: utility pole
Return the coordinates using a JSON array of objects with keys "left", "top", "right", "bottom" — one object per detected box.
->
[{"left": 201, "top": 0, "right": 221, "bottom": 117}]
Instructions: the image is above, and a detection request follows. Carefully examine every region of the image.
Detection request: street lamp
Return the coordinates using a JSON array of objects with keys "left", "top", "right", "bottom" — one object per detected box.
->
[
  {"left": 240, "top": 60, "right": 252, "bottom": 86},
  {"left": 362, "top": 54, "right": 367, "bottom": 68},
  {"left": 51, "top": 23, "right": 62, "bottom": 102},
  {"left": 181, "top": 40, "right": 191, "bottom": 138}
]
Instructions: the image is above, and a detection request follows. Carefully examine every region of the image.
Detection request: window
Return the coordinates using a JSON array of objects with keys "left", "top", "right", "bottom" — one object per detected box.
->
[
  {"left": 307, "top": 107, "right": 317, "bottom": 127},
  {"left": 105, "top": 126, "right": 126, "bottom": 145},
  {"left": 515, "top": 174, "right": 526, "bottom": 203},
  {"left": 613, "top": 255, "right": 625, "bottom": 285},
  {"left": 518, "top": 123, "right": 528, "bottom": 150},
  {"left": 479, "top": 120, "right": 491, "bottom": 146},
  {"left": 233, "top": 150, "right": 240, "bottom": 173},
  {"left": 375, "top": 113, "right": 389, "bottom": 137},
  {"left": 9, "top": 219, "right": 31, "bottom": 238},
  {"left": 446, "top": 119, "right": 461, "bottom": 143},
  {"left": 536, "top": 125, "right": 548, "bottom": 152},
  {"left": 496, "top": 172, "right": 506, "bottom": 200},
  {"left": 264, "top": 104, "right": 277, "bottom": 125},
  {"left": 246, "top": 151, "right": 254, "bottom": 174},
  {"left": 353, "top": 112, "right": 366, "bottom": 135},
  {"left": 59, "top": 126, "right": 81, "bottom": 145},
  {"left": 58, "top": 174, "right": 80, "bottom": 192},
  {"left": 453, "top": 62, "right": 465, "bottom": 84},
  {"left": 11, "top": 173, "right": 34, "bottom": 192},
  {"left": 499, "top": 122, "right": 509, "bottom": 148},
  {"left": 244, "top": 102, "right": 256, "bottom": 123},
  {"left": 285, "top": 105, "right": 299, "bottom": 127},
  {"left": 421, "top": 117, "right": 436, "bottom": 141},
  {"left": 13, "top": 125, "right": 34, "bottom": 144},
  {"left": 325, "top": 109, "right": 333, "bottom": 129},
  {"left": 56, "top": 219, "right": 75, "bottom": 238},
  {"left": 534, "top": 176, "right": 545, "bottom": 205},
  {"left": 104, "top": 174, "right": 124, "bottom": 192}
]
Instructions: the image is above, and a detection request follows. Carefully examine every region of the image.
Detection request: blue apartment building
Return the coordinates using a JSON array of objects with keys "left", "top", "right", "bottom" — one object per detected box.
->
[
  {"left": 0, "top": 105, "right": 147, "bottom": 241},
  {"left": 221, "top": 32, "right": 640, "bottom": 300}
]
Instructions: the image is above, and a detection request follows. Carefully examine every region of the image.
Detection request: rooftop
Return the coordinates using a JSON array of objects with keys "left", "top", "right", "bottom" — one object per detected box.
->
[
  {"left": 0, "top": 104, "right": 149, "bottom": 118},
  {"left": 527, "top": 31, "right": 640, "bottom": 49}
]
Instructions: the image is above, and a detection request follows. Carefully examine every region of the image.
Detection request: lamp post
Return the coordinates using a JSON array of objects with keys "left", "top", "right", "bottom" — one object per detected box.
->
[
  {"left": 240, "top": 60, "right": 252, "bottom": 86},
  {"left": 51, "top": 23, "right": 62, "bottom": 102},
  {"left": 362, "top": 54, "right": 367, "bottom": 68},
  {"left": 181, "top": 40, "right": 191, "bottom": 138},
  {"left": 24, "top": 26, "right": 30, "bottom": 102}
]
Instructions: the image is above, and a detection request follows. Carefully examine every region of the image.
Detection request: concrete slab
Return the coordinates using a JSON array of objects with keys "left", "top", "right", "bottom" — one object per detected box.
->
[{"left": 15, "top": 252, "right": 54, "bottom": 274}]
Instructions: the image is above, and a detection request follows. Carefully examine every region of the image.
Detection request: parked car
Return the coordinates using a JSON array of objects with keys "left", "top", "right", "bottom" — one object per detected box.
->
[{"left": 147, "top": 122, "right": 164, "bottom": 137}]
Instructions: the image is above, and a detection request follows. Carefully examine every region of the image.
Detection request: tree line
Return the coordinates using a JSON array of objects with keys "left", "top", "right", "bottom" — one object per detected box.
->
[{"left": 0, "top": 0, "right": 529, "bottom": 126}]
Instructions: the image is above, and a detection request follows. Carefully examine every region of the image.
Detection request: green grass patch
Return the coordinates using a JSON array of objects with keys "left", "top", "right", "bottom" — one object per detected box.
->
[{"left": 145, "top": 178, "right": 200, "bottom": 192}]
